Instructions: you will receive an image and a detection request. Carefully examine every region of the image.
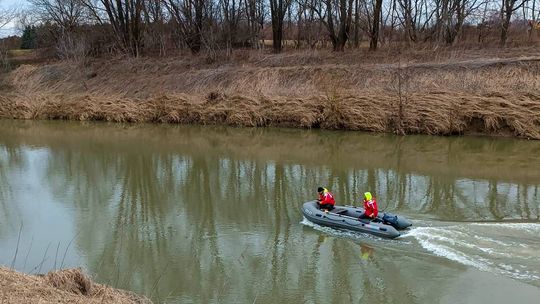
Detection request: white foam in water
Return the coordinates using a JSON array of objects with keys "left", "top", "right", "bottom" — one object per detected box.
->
[
  {"left": 302, "top": 217, "right": 540, "bottom": 283},
  {"left": 470, "top": 222, "right": 540, "bottom": 232},
  {"left": 404, "top": 223, "right": 540, "bottom": 283},
  {"left": 407, "top": 227, "right": 491, "bottom": 271},
  {"left": 473, "top": 235, "right": 509, "bottom": 247}
]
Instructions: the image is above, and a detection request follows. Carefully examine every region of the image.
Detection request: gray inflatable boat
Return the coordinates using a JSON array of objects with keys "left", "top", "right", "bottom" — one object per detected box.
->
[{"left": 302, "top": 200, "right": 412, "bottom": 239}]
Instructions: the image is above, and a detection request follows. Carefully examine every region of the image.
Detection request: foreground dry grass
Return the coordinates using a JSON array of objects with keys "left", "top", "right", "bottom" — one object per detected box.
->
[
  {"left": 0, "top": 47, "right": 539, "bottom": 139},
  {"left": 0, "top": 267, "right": 150, "bottom": 303}
]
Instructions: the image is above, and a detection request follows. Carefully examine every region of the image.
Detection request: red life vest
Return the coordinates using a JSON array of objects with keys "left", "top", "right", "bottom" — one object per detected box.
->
[
  {"left": 319, "top": 189, "right": 335, "bottom": 206},
  {"left": 363, "top": 198, "right": 378, "bottom": 217}
]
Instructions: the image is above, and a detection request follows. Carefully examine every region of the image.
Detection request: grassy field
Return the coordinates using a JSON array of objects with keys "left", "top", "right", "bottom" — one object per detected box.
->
[
  {"left": 2, "top": 48, "right": 48, "bottom": 67},
  {"left": 0, "top": 47, "right": 539, "bottom": 139},
  {"left": 7, "top": 49, "right": 34, "bottom": 57}
]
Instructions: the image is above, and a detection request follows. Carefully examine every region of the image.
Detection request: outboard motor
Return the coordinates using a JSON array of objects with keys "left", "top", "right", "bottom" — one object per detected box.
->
[{"left": 382, "top": 213, "right": 412, "bottom": 230}]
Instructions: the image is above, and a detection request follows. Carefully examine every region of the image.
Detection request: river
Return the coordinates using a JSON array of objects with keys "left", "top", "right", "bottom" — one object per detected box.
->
[{"left": 0, "top": 120, "right": 539, "bottom": 303}]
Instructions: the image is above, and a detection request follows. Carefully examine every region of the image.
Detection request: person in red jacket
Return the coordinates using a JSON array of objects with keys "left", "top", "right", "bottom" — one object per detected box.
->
[
  {"left": 360, "top": 192, "right": 378, "bottom": 219},
  {"left": 317, "top": 187, "right": 335, "bottom": 211}
]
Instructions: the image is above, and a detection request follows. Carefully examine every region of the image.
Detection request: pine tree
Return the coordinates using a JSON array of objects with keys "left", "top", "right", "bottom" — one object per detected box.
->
[{"left": 20, "top": 26, "right": 37, "bottom": 49}]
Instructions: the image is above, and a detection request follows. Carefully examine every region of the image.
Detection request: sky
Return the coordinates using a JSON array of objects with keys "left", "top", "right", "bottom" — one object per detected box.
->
[{"left": 0, "top": 0, "right": 28, "bottom": 37}]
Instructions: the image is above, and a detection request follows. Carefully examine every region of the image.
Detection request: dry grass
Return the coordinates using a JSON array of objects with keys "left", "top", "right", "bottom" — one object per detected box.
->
[
  {"left": 7, "top": 50, "right": 34, "bottom": 57},
  {"left": 1, "top": 91, "right": 538, "bottom": 139},
  {"left": 0, "top": 48, "right": 539, "bottom": 139},
  {"left": 0, "top": 267, "right": 151, "bottom": 303}
]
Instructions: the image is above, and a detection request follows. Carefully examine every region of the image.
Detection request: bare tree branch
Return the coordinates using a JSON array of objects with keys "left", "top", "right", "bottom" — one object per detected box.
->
[{"left": 0, "top": 1, "right": 17, "bottom": 31}]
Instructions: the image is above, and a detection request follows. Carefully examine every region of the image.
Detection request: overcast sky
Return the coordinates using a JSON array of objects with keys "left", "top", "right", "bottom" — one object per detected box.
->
[
  {"left": 0, "top": 0, "right": 27, "bottom": 9},
  {"left": 0, "top": 0, "right": 28, "bottom": 37}
]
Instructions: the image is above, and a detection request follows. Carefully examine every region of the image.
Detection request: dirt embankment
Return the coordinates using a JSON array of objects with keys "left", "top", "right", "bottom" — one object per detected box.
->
[
  {"left": 0, "top": 48, "right": 539, "bottom": 139},
  {"left": 0, "top": 267, "right": 150, "bottom": 303}
]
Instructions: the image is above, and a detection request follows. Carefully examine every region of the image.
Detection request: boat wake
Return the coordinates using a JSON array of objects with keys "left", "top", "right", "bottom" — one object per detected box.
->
[
  {"left": 404, "top": 222, "right": 540, "bottom": 284},
  {"left": 302, "top": 216, "right": 540, "bottom": 285},
  {"left": 300, "top": 217, "right": 411, "bottom": 245}
]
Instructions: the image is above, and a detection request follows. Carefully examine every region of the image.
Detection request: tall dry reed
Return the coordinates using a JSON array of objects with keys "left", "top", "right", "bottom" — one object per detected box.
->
[{"left": 1, "top": 49, "right": 539, "bottom": 139}]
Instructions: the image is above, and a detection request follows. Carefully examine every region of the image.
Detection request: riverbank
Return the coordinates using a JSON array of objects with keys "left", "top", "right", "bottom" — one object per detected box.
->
[
  {"left": 0, "top": 267, "right": 150, "bottom": 303},
  {"left": 0, "top": 48, "right": 539, "bottom": 139}
]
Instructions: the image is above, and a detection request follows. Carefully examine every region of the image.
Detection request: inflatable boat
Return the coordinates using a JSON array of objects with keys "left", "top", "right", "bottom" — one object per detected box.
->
[{"left": 302, "top": 200, "right": 412, "bottom": 238}]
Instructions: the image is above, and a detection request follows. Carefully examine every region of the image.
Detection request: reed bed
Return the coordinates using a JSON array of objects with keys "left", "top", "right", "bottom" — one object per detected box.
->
[
  {"left": 0, "top": 49, "right": 539, "bottom": 139},
  {"left": 1, "top": 90, "right": 538, "bottom": 139}
]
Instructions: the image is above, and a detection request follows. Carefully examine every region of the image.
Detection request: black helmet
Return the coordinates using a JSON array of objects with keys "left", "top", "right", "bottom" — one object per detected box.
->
[{"left": 317, "top": 187, "right": 324, "bottom": 192}]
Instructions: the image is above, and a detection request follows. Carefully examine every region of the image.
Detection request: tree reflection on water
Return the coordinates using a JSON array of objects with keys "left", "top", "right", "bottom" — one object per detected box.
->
[{"left": 0, "top": 120, "right": 539, "bottom": 302}]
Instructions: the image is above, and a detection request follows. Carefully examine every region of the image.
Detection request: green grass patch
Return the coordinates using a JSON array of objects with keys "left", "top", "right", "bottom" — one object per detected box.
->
[{"left": 7, "top": 49, "right": 35, "bottom": 57}]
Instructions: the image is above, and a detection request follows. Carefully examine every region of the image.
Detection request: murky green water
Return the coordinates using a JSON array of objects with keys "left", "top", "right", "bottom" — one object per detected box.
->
[{"left": 1, "top": 120, "right": 539, "bottom": 303}]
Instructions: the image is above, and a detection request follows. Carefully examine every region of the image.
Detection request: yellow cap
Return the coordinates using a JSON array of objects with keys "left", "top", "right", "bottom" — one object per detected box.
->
[{"left": 364, "top": 192, "right": 372, "bottom": 200}]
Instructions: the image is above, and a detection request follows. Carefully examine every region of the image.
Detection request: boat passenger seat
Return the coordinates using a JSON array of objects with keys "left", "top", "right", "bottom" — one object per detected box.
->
[{"left": 332, "top": 208, "right": 348, "bottom": 215}]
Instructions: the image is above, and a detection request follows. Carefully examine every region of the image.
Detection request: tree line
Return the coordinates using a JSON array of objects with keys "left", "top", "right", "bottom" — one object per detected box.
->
[{"left": 13, "top": 0, "right": 540, "bottom": 57}]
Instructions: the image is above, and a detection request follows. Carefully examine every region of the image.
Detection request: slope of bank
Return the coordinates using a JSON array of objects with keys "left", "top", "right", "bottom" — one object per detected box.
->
[
  {"left": 0, "top": 267, "right": 150, "bottom": 303},
  {"left": 0, "top": 49, "right": 539, "bottom": 139}
]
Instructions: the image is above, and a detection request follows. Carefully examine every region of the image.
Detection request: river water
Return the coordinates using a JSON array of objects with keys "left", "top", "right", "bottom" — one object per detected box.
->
[{"left": 0, "top": 120, "right": 539, "bottom": 303}]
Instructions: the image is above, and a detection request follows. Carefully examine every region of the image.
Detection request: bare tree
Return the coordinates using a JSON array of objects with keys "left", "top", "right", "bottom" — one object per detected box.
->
[
  {"left": 144, "top": 0, "right": 165, "bottom": 23},
  {"left": 314, "top": 0, "right": 354, "bottom": 51},
  {"left": 270, "top": 0, "right": 293, "bottom": 52},
  {"left": 432, "top": 0, "right": 484, "bottom": 45},
  {"left": 28, "top": 0, "right": 84, "bottom": 32},
  {"left": 298, "top": 0, "right": 324, "bottom": 48},
  {"left": 221, "top": 0, "right": 241, "bottom": 53},
  {"left": 6, "top": 0, "right": 540, "bottom": 56},
  {"left": 80, "top": 0, "right": 145, "bottom": 56},
  {"left": 163, "top": 0, "right": 207, "bottom": 54},
  {"left": 525, "top": 0, "right": 538, "bottom": 40},
  {"left": 352, "top": 0, "right": 359, "bottom": 47},
  {"left": 370, "top": 0, "right": 383, "bottom": 50},
  {"left": 244, "top": 0, "right": 264, "bottom": 48},
  {"left": 0, "top": 0, "right": 16, "bottom": 31},
  {"left": 500, "top": 0, "right": 529, "bottom": 45},
  {"left": 141, "top": 0, "right": 167, "bottom": 55},
  {"left": 396, "top": 0, "right": 419, "bottom": 42},
  {"left": 26, "top": 0, "right": 88, "bottom": 60},
  {"left": 0, "top": 1, "right": 17, "bottom": 70}
]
